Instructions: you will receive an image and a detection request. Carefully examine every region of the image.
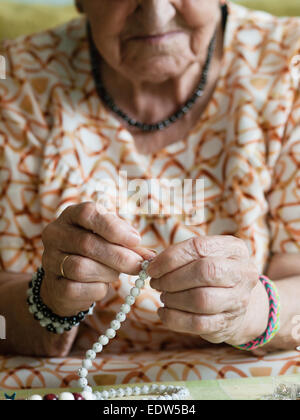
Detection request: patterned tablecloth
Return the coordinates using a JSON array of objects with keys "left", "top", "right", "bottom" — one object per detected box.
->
[
  {"left": 1, "top": 346, "right": 300, "bottom": 391},
  {"left": 1, "top": 346, "right": 300, "bottom": 401}
]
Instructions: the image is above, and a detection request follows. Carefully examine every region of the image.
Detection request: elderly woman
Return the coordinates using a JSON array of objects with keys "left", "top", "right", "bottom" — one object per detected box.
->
[{"left": 0, "top": 0, "right": 300, "bottom": 385}]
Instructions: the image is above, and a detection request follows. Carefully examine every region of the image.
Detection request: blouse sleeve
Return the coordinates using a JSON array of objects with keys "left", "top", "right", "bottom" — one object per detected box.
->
[
  {"left": 0, "top": 39, "right": 48, "bottom": 272},
  {"left": 268, "top": 89, "right": 300, "bottom": 254}
]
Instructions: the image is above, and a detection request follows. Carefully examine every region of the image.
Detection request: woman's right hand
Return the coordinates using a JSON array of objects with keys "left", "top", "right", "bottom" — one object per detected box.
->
[{"left": 41, "top": 202, "right": 152, "bottom": 317}]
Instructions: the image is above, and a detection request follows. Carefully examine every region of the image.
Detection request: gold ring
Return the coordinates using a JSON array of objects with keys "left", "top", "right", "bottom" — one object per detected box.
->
[{"left": 60, "top": 255, "right": 70, "bottom": 278}]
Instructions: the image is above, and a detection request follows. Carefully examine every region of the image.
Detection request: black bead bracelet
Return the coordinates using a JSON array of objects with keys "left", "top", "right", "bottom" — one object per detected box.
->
[{"left": 27, "top": 268, "right": 95, "bottom": 334}]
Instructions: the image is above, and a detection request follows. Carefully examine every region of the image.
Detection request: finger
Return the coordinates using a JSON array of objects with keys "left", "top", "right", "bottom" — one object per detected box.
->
[
  {"left": 133, "top": 247, "right": 158, "bottom": 261},
  {"left": 63, "top": 202, "right": 141, "bottom": 248},
  {"left": 150, "top": 257, "right": 255, "bottom": 292},
  {"left": 51, "top": 225, "right": 144, "bottom": 274},
  {"left": 147, "top": 236, "right": 249, "bottom": 279},
  {"left": 56, "top": 277, "right": 108, "bottom": 308},
  {"left": 44, "top": 252, "right": 120, "bottom": 283},
  {"left": 158, "top": 307, "right": 230, "bottom": 336},
  {"left": 42, "top": 277, "right": 109, "bottom": 316},
  {"left": 160, "top": 287, "right": 248, "bottom": 315}
]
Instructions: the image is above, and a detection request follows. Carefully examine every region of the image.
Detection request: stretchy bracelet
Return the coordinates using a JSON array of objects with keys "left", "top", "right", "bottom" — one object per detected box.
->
[
  {"left": 27, "top": 267, "right": 95, "bottom": 334},
  {"left": 233, "top": 275, "right": 281, "bottom": 351}
]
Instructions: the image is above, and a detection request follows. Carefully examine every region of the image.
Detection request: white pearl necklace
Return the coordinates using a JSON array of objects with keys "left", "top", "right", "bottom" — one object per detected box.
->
[
  {"left": 28, "top": 384, "right": 189, "bottom": 400},
  {"left": 28, "top": 260, "right": 190, "bottom": 401}
]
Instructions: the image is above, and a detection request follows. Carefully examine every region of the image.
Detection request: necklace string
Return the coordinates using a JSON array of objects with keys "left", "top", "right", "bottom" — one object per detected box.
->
[{"left": 88, "top": 4, "right": 228, "bottom": 133}]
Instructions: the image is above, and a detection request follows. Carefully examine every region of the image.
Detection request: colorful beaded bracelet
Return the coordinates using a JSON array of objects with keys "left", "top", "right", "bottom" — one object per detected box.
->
[{"left": 234, "top": 275, "right": 281, "bottom": 351}]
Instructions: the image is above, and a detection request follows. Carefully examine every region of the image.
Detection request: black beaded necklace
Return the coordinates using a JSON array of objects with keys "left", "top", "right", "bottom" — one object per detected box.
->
[{"left": 88, "top": 5, "right": 228, "bottom": 133}]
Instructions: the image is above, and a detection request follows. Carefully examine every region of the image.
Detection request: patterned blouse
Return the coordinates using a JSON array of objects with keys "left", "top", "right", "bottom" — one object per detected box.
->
[{"left": 0, "top": 2, "right": 300, "bottom": 354}]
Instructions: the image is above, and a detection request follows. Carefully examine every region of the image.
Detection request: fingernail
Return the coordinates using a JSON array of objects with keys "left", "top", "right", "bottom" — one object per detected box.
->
[
  {"left": 147, "top": 249, "right": 158, "bottom": 262},
  {"left": 129, "top": 232, "right": 141, "bottom": 243},
  {"left": 148, "top": 249, "right": 158, "bottom": 255}
]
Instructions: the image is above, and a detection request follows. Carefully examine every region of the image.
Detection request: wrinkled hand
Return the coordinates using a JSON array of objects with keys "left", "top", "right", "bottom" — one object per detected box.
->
[
  {"left": 41, "top": 202, "right": 154, "bottom": 317},
  {"left": 148, "top": 236, "right": 259, "bottom": 345}
]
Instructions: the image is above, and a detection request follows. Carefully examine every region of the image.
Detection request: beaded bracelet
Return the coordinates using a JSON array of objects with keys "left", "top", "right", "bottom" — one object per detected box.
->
[
  {"left": 233, "top": 275, "right": 281, "bottom": 351},
  {"left": 27, "top": 267, "right": 95, "bottom": 334}
]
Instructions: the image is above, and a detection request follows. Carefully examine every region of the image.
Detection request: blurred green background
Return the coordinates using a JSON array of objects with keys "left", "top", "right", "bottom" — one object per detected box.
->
[{"left": 0, "top": 0, "right": 299, "bottom": 42}]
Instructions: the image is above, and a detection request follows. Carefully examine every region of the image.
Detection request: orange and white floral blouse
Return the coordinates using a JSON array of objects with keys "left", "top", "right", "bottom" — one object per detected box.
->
[{"left": 0, "top": 2, "right": 300, "bottom": 357}]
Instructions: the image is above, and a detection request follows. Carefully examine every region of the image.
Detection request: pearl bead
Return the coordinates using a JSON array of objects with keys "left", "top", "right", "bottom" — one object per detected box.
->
[
  {"left": 135, "top": 279, "right": 145, "bottom": 289},
  {"left": 78, "top": 367, "right": 88, "bottom": 378},
  {"left": 82, "top": 359, "right": 93, "bottom": 369},
  {"left": 124, "top": 387, "right": 133, "bottom": 396},
  {"left": 56, "top": 327, "right": 64, "bottom": 334},
  {"left": 120, "top": 304, "right": 130, "bottom": 314},
  {"left": 29, "top": 304, "right": 37, "bottom": 314},
  {"left": 40, "top": 319, "right": 49, "bottom": 328},
  {"left": 86, "top": 350, "right": 96, "bottom": 360},
  {"left": 94, "top": 391, "right": 103, "bottom": 400},
  {"left": 116, "top": 388, "right": 125, "bottom": 398},
  {"left": 141, "top": 385, "right": 150, "bottom": 394},
  {"left": 106, "top": 328, "right": 116, "bottom": 339},
  {"left": 110, "top": 320, "right": 121, "bottom": 330},
  {"left": 130, "top": 287, "right": 140, "bottom": 298},
  {"left": 98, "top": 335, "right": 109, "bottom": 345},
  {"left": 141, "top": 261, "right": 150, "bottom": 271},
  {"left": 181, "top": 389, "right": 189, "bottom": 397},
  {"left": 109, "top": 388, "right": 116, "bottom": 398},
  {"left": 116, "top": 312, "right": 126, "bottom": 322},
  {"left": 81, "top": 391, "right": 94, "bottom": 400},
  {"left": 83, "top": 386, "right": 93, "bottom": 393},
  {"left": 125, "top": 295, "right": 135, "bottom": 306},
  {"left": 139, "top": 270, "right": 148, "bottom": 280},
  {"left": 78, "top": 378, "right": 88, "bottom": 388},
  {"left": 92, "top": 343, "right": 103, "bottom": 353},
  {"left": 101, "top": 390, "right": 109, "bottom": 399},
  {"left": 59, "top": 392, "right": 75, "bottom": 400},
  {"left": 159, "top": 385, "right": 166, "bottom": 392},
  {"left": 150, "top": 384, "right": 159, "bottom": 393},
  {"left": 133, "top": 386, "right": 141, "bottom": 396},
  {"left": 28, "top": 395, "right": 43, "bottom": 400}
]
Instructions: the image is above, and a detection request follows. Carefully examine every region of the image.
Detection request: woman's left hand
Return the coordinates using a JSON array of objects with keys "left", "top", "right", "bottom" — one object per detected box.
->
[{"left": 148, "top": 236, "right": 263, "bottom": 345}]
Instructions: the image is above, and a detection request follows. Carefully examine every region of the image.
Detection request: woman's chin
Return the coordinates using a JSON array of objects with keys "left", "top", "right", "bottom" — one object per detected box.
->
[{"left": 124, "top": 57, "right": 189, "bottom": 84}]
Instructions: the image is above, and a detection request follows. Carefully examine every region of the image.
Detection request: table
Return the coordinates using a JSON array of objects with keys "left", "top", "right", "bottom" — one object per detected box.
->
[{"left": 2, "top": 374, "right": 300, "bottom": 400}]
